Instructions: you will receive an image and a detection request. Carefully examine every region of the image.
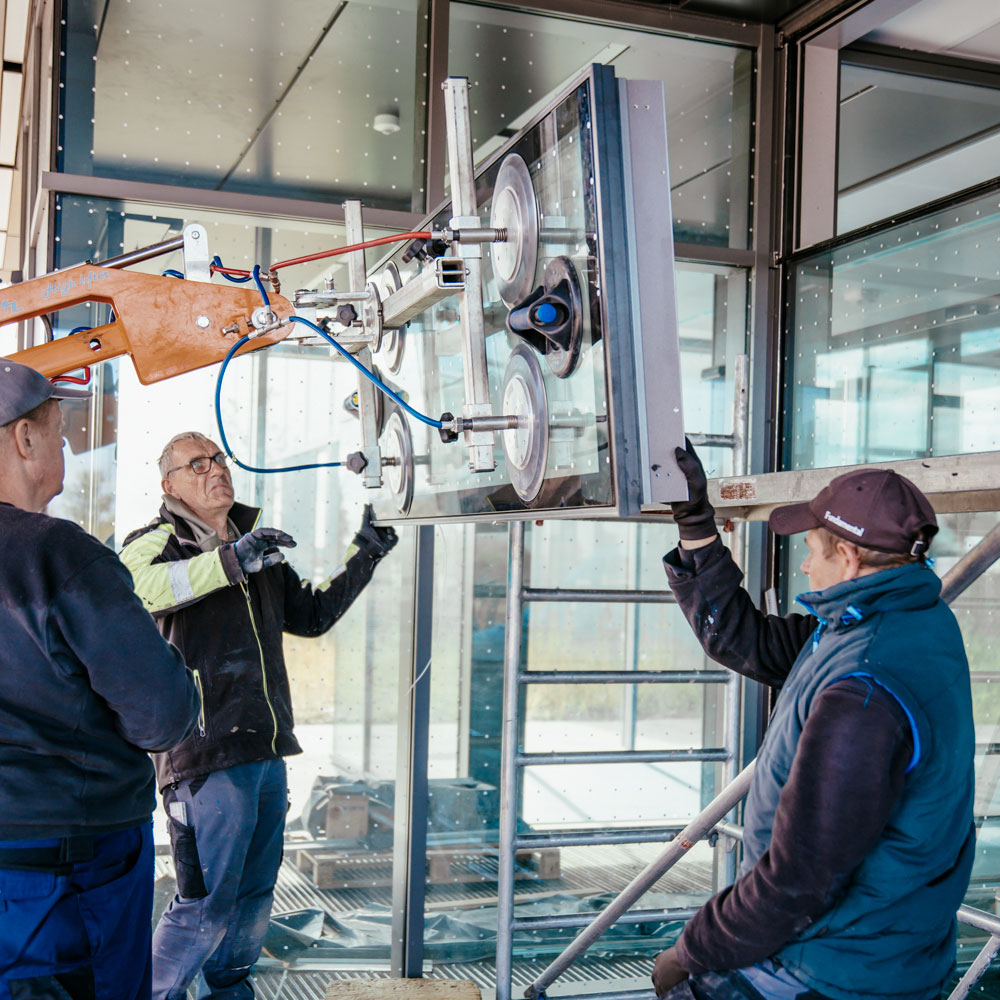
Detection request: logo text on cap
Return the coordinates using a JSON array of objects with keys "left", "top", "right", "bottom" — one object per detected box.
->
[{"left": 825, "top": 510, "right": 865, "bottom": 538}]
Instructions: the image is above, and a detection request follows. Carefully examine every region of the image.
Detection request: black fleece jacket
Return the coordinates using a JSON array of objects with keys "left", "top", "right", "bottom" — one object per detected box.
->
[
  {"left": 663, "top": 538, "right": 913, "bottom": 974},
  {"left": 121, "top": 501, "right": 378, "bottom": 788},
  {"left": 0, "top": 502, "right": 199, "bottom": 839}
]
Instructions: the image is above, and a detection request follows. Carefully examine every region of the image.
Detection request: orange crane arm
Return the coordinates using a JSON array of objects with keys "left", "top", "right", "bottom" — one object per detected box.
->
[{"left": 2, "top": 264, "right": 294, "bottom": 383}]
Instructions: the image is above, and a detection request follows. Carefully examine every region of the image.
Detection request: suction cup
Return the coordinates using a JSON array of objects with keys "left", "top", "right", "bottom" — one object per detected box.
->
[
  {"left": 490, "top": 153, "right": 539, "bottom": 308},
  {"left": 501, "top": 344, "right": 549, "bottom": 503},
  {"left": 382, "top": 408, "right": 414, "bottom": 515},
  {"left": 378, "top": 262, "right": 406, "bottom": 374},
  {"left": 506, "top": 256, "right": 584, "bottom": 379}
]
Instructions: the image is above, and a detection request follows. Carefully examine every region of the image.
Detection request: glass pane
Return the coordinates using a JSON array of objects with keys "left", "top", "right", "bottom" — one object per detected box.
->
[
  {"left": 449, "top": 2, "right": 753, "bottom": 249},
  {"left": 371, "top": 80, "right": 614, "bottom": 520},
  {"left": 61, "top": 0, "right": 424, "bottom": 210},
  {"left": 785, "top": 186, "right": 1000, "bottom": 470},
  {"left": 35, "top": 194, "right": 417, "bottom": 977},
  {"left": 838, "top": 62, "right": 1000, "bottom": 234},
  {"left": 425, "top": 520, "right": 733, "bottom": 983}
]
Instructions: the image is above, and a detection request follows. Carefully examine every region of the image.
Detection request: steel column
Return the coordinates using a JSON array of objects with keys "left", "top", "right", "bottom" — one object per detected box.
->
[
  {"left": 496, "top": 519, "right": 525, "bottom": 1000},
  {"left": 390, "top": 525, "right": 435, "bottom": 977}
]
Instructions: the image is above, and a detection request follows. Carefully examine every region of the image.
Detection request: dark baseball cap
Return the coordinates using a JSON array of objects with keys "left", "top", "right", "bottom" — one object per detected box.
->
[
  {"left": 0, "top": 359, "right": 92, "bottom": 426},
  {"left": 768, "top": 468, "right": 938, "bottom": 556}
]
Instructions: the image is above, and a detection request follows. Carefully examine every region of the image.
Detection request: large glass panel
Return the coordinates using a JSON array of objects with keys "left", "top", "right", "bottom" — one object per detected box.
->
[
  {"left": 371, "top": 79, "right": 615, "bottom": 520},
  {"left": 61, "top": 0, "right": 425, "bottom": 210},
  {"left": 449, "top": 2, "right": 753, "bottom": 249},
  {"left": 785, "top": 186, "right": 1000, "bottom": 471},
  {"left": 422, "top": 517, "right": 733, "bottom": 986},
  {"left": 838, "top": 60, "right": 1000, "bottom": 233},
  {"left": 32, "top": 195, "right": 416, "bottom": 980}
]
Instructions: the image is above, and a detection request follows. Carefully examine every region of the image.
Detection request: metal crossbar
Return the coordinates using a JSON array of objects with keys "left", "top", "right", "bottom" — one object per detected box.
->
[{"left": 509, "top": 521, "right": 1000, "bottom": 1000}]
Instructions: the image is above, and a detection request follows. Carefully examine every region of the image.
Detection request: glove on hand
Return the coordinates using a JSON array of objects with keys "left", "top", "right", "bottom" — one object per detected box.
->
[
  {"left": 651, "top": 946, "right": 689, "bottom": 996},
  {"left": 233, "top": 527, "right": 296, "bottom": 575},
  {"left": 352, "top": 503, "right": 398, "bottom": 564},
  {"left": 670, "top": 440, "right": 718, "bottom": 542}
]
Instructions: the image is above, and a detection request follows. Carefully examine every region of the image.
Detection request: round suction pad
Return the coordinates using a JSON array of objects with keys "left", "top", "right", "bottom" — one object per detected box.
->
[
  {"left": 501, "top": 344, "right": 549, "bottom": 503},
  {"left": 377, "top": 262, "right": 406, "bottom": 374},
  {"left": 382, "top": 408, "right": 414, "bottom": 515},
  {"left": 540, "top": 256, "right": 583, "bottom": 379},
  {"left": 490, "top": 153, "right": 539, "bottom": 308}
]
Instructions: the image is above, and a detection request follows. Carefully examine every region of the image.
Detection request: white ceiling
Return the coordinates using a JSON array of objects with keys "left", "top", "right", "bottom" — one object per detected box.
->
[{"left": 867, "top": 0, "right": 1000, "bottom": 63}]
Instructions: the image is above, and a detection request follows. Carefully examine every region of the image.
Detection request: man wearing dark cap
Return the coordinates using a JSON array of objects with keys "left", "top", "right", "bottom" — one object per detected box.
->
[
  {"left": 652, "top": 445, "right": 974, "bottom": 1000},
  {"left": 0, "top": 359, "right": 200, "bottom": 998}
]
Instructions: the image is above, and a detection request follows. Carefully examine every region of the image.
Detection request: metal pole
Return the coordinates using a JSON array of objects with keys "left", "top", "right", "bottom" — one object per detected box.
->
[
  {"left": 947, "top": 936, "right": 1000, "bottom": 1000},
  {"left": 940, "top": 522, "right": 1000, "bottom": 605},
  {"left": 98, "top": 235, "right": 184, "bottom": 270},
  {"left": 524, "top": 761, "right": 756, "bottom": 1000},
  {"left": 496, "top": 519, "right": 525, "bottom": 1000},
  {"left": 390, "top": 525, "right": 434, "bottom": 977},
  {"left": 518, "top": 670, "right": 729, "bottom": 685},
  {"left": 522, "top": 587, "right": 676, "bottom": 604},
  {"left": 517, "top": 748, "right": 730, "bottom": 766},
  {"left": 442, "top": 77, "right": 494, "bottom": 472},
  {"left": 721, "top": 352, "right": 749, "bottom": 886}
]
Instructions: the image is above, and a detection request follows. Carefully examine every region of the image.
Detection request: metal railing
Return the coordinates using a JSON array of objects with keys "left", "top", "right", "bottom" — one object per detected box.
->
[{"left": 507, "top": 522, "right": 1000, "bottom": 1000}]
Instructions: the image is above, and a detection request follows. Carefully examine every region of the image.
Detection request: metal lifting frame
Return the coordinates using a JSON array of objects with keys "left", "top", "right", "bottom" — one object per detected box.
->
[
  {"left": 502, "top": 522, "right": 1000, "bottom": 1000},
  {"left": 494, "top": 358, "right": 750, "bottom": 1000}
]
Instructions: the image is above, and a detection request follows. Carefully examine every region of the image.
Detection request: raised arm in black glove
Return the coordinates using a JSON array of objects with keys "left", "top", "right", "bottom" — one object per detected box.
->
[
  {"left": 353, "top": 503, "right": 398, "bottom": 564},
  {"left": 671, "top": 440, "right": 719, "bottom": 543},
  {"left": 233, "top": 527, "right": 297, "bottom": 575}
]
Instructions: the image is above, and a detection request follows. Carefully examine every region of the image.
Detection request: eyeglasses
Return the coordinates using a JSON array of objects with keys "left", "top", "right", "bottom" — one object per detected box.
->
[{"left": 166, "top": 452, "right": 230, "bottom": 476}]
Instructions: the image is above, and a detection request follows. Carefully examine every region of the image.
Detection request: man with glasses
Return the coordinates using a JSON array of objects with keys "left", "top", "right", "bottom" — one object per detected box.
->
[
  {"left": 0, "top": 361, "right": 199, "bottom": 997},
  {"left": 121, "top": 431, "right": 398, "bottom": 1000}
]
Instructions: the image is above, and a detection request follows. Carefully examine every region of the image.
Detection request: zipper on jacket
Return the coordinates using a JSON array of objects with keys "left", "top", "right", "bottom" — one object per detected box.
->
[
  {"left": 241, "top": 581, "right": 279, "bottom": 754},
  {"left": 192, "top": 669, "right": 206, "bottom": 737}
]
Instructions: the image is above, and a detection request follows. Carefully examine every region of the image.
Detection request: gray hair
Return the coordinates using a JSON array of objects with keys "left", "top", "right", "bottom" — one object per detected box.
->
[{"left": 158, "top": 431, "right": 214, "bottom": 477}]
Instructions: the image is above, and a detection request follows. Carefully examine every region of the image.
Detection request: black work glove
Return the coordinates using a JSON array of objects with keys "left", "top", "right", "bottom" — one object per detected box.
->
[
  {"left": 651, "top": 946, "right": 689, "bottom": 996},
  {"left": 233, "top": 527, "right": 296, "bottom": 575},
  {"left": 670, "top": 440, "right": 718, "bottom": 542},
  {"left": 352, "top": 503, "right": 398, "bottom": 564}
]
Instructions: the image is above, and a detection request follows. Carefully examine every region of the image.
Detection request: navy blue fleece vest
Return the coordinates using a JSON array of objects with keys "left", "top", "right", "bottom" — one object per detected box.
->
[{"left": 741, "top": 563, "right": 975, "bottom": 1000}]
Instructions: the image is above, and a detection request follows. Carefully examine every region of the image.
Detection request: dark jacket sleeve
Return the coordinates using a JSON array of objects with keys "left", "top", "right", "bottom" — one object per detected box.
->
[
  {"left": 675, "top": 677, "right": 913, "bottom": 973},
  {"left": 281, "top": 549, "right": 379, "bottom": 638},
  {"left": 51, "top": 549, "right": 201, "bottom": 752},
  {"left": 663, "top": 538, "right": 815, "bottom": 688}
]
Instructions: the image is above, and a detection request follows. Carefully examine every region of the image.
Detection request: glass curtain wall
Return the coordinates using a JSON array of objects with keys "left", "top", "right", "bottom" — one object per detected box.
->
[
  {"left": 422, "top": 91, "right": 752, "bottom": 986},
  {"left": 837, "top": 56, "right": 1000, "bottom": 234},
  {"left": 61, "top": 0, "right": 427, "bottom": 211},
  {"left": 449, "top": 3, "right": 754, "bottom": 250},
  {"left": 44, "top": 0, "right": 759, "bottom": 988}
]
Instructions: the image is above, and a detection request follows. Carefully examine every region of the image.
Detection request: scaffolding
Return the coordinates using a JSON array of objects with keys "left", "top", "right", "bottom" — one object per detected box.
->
[{"left": 494, "top": 517, "right": 1000, "bottom": 1000}]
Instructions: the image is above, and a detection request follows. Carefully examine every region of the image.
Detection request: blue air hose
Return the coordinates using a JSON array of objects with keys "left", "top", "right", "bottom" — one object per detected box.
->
[{"left": 214, "top": 334, "right": 344, "bottom": 474}]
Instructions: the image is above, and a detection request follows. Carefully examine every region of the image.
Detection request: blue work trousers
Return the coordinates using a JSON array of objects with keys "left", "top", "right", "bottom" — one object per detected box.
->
[
  {"left": 0, "top": 823, "right": 153, "bottom": 1000},
  {"left": 664, "top": 961, "right": 831, "bottom": 1000},
  {"left": 152, "top": 759, "right": 287, "bottom": 1000}
]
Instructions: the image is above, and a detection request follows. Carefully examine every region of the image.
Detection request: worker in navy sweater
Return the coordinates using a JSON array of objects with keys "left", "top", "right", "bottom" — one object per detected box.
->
[
  {"left": 0, "top": 360, "right": 199, "bottom": 999},
  {"left": 652, "top": 445, "right": 974, "bottom": 1000},
  {"left": 121, "top": 431, "right": 397, "bottom": 1000}
]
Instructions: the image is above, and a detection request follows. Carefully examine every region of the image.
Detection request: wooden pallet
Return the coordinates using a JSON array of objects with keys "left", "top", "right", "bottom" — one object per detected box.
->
[{"left": 295, "top": 844, "right": 560, "bottom": 891}]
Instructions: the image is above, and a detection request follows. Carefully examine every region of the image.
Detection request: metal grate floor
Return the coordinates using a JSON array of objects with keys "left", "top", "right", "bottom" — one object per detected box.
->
[{"left": 158, "top": 842, "right": 715, "bottom": 999}]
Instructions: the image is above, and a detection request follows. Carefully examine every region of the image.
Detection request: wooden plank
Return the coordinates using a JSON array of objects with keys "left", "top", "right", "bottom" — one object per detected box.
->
[
  {"left": 709, "top": 452, "right": 1000, "bottom": 520},
  {"left": 326, "top": 976, "right": 482, "bottom": 1000}
]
